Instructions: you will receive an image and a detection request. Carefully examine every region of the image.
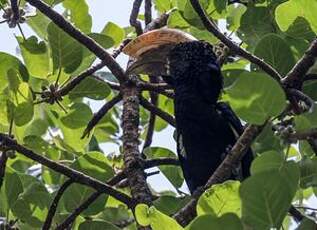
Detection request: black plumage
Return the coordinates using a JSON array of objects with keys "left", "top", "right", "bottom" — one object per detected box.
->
[{"left": 164, "top": 41, "right": 253, "bottom": 193}]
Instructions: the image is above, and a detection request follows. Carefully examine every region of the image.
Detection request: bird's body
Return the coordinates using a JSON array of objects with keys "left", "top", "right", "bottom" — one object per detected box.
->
[
  {"left": 167, "top": 41, "right": 253, "bottom": 193},
  {"left": 123, "top": 29, "right": 253, "bottom": 194}
]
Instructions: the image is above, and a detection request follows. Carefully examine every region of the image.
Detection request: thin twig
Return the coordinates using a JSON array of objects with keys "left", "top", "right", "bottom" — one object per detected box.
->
[
  {"left": 81, "top": 94, "right": 122, "bottom": 138},
  {"left": 130, "top": 0, "right": 143, "bottom": 35},
  {"left": 42, "top": 179, "right": 73, "bottom": 230},
  {"left": 139, "top": 96, "right": 176, "bottom": 127},
  {"left": 58, "top": 62, "right": 106, "bottom": 97},
  {"left": 0, "top": 133, "right": 134, "bottom": 207},
  {"left": 25, "top": 0, "right": 127, "bottom": 83},
  {"left": 142, "top": 76, "right": 159, "bottom": 155}
]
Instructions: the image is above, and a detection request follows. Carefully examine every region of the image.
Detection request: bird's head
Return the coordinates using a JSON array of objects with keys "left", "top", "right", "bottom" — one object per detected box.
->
[{"left": 123, "top": 29, "right": 220, "bottom": 85}]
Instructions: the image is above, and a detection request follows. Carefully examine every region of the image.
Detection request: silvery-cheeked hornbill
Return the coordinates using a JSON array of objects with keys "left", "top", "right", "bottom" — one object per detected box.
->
[{"left": 123, "top": 29, "right": 253, "bottom": 193}]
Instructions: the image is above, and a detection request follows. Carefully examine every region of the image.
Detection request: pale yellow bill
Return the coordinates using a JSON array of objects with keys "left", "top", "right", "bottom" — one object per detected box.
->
[{"left": 122, "top": 28, "right": 197, "bottom": 59}]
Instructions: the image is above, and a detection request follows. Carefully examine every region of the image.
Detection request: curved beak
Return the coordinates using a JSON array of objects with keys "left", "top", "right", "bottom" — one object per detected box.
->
[{"left": 123, "top": 28, "right": 196, "bottom": 76}]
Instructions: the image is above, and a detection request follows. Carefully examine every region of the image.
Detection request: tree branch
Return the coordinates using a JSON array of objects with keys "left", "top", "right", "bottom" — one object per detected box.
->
[
  {"left": 282, "top": 39, "right": 317, "bottom": 89},
  {"left": 58, "top": 62, "right": 106, "bottom": 97},
  {"left": 121, "top": 83, "right": 153, "bottom": 207},
  {"left": 0, "top": 133, "right": 134, "bottom": 207},
  {"left": 144, "top": 11, "right": 171, "bottom": 32},
  {"left": 130, "top": 0, "right": 143, "bottom": 35},
  {"left": 0, "top": 151, "right": 8, "bottom": 190},
  {"left": 57, "top": 157, "right": 179, "bottom": 228},
  {"left": 189, "top": 0, "right": 282, "bottom": 82},
  {"left": 142, "top": 76, "right": 159, "bottom": 154},
  {"left": 139, "top": 96, "right": 176, "bottom": 127},
  {"left": 43, "top": 179, "right": 74, "bottom": 230},
  {"left": 82, "top": 94, "right": 122, "bottom": 138},
  {"left": 25, "top": 0, "right": 127, "bottom": 83},
  {"left": 144, "top": 0, "right": 152, "bottom": 25}
]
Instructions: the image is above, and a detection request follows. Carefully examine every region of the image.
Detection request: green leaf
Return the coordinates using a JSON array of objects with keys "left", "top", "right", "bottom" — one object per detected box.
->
[
  {"left": 168, "top": 10, "right": 191, "bottom": 29},
  {"left": 303, "top": 80, "right": 317, "bottom": 101},
  {"left": 47, "top": 22, "right": 83, "bottom": 73},
  {"left": 197, "top": 181, "right": 241, "bottom": 217},
  {"left": 61, "top": 103, "right": 93, "bottom": 129},
  {"left": 250, "top": 151, "right": 284, "bottom": 175},
  {"left": 154, "top": 195, "right": 190, "bottom": 216},
  {"left": 240, "top": 153, "right": 300, "bottom": 229},
  {"left": 0, "top": 52, "right": 29, "bottom": 91},
  {"left": 11, "top": 174, "right": 51, "bottom": 227},
  {"left": 275, "top": 0, "right": 317, "bottom": 34},
  {"left": 69, "top": 76, "right": 111, "bottom": 100},
  {"left": 226, "top": 5, "right": 246, "bottom": 31},
  {"left": 296, "top": 218, "right": 317, "bottom": 229},
  {"left": 135, "top": 203, "right": 151, "bottom": 226},
  {"left": 4, "top": 171, "right": 24, "bottom": 208},
  {"left": 135, "top": 204, "right": 183, "bottom": 230},
  {"left": 154, "top": 0, "right": 172, "bottom": 13},
  {"left": 299, "top": 156, "right": 317, "bottom": 189},
  {"left": 14, "top": 82, "right": 34, "bottom": 126},
  {"left": 78, "top": 220, "right": 121, "bottom": 230},
  {"left": 16, "top": 36, "right": 50, "bottom": 79},
  {"left": 225, "top": 72, "right": 286, "bottom": 125},
  {"left": 101, "top": 22, "right": 125, "bottom": 47},
  {"left": 24, "top": 119, "right": 49, "bottom": 137},
  {"left": 62, "top": 152, "right": 113, "bottom": 215},
  {"left": 252, "top": 34, "right": 295, "bottom": 76},
  {"left": 238, "top": 7, "right": 275, "bottom": 48},
  {"left": 27, "top": 10, "right": 50, "bottom": 39},
  {"left": 285, "top": 17, "right": 316, "bottom": 41},
  {"left": 63, "top": 0, "right": 92, "bottom": 33},
  {"left": 145, "top": 147, "right": 183, "bottom": 188},
  {"left": 188, "top": 214, "right": 243, "bottom": 230},
  {"left": 295, "top": 105, "right": 317, "bottom": 131},
  {"left": 89, "top": 33, "right": 115, "bottom": 49},
  {"left": 213, "top": 0, "right": 227, "bottom": 13}
]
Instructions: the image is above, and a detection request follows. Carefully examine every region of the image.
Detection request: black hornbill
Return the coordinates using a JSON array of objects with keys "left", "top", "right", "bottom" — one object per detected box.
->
[{"left": 123, "top": 29, "right": 253, "bottom": 193}]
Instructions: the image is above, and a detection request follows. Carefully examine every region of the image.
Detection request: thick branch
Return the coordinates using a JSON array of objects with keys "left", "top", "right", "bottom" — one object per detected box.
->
[
  {"left": 189, "top": 0, "right": 281, "bottom": 81},
  {"left": 25, "top": 0, "right": 127, "bottom": 82},
  {"left": 82, "top": 94, "right": 122, "bottom": 138},
  {"left": 121, "top": 83, "right": 153, "bottom": 206},
  {"left": 140, "top": 97, "right": 176, "bottom": 127},
  {"left": 130, "top": 0, "right": 143, "bottom": 35},
  {"left": 43, "top": 179, "right": 73, "bottom": 230},
  {"left": 0, "top": 134, "right": 133, "bottom": 207}
]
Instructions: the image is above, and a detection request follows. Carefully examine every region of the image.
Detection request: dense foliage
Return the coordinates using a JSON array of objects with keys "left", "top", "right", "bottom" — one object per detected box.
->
[{"left": 0, "top": 0, "right": 316, "bottom": 229}]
